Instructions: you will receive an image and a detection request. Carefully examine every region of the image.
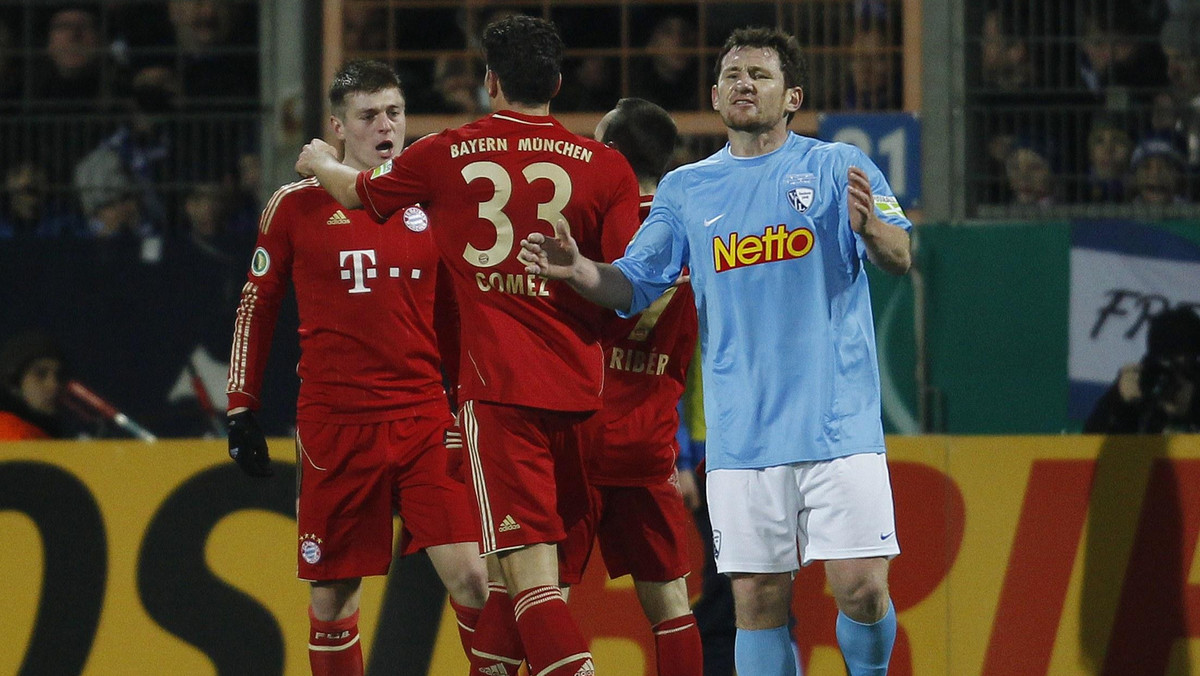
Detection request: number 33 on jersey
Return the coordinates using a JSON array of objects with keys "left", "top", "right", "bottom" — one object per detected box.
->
[{"left": 354, "top": 110, "right": 644, "bottom": 411}]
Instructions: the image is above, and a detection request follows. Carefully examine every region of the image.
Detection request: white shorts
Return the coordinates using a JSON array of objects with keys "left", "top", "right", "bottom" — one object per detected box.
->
[{"left": 706, "top": 452, "right": 900, "bottom": 574}]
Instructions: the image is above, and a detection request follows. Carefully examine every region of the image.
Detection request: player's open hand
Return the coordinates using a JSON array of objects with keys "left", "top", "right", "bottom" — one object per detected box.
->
[
  {"left": 847, "top": 166, "right": 878, "bottom": 235},
  {"left": 227, "top": 409, "right": 273, "bottom": 477},
  {"left": 295, "top": 138, "right": 338, "bottom": 178},
  {"left": 519, "top": 219, "right": 579, "bottom": 280}
]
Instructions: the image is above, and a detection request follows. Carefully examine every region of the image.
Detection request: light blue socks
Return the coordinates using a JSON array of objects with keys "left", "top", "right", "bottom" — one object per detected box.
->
[
  {"left": 735, "top": 626, "right": 798, "bottom": 676},
  {"left": 836, "top": 600, "right": 897, "bottom": 676}
]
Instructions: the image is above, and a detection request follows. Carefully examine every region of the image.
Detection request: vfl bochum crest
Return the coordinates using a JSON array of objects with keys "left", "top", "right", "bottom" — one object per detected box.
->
[{"left": 787, "top": 187, "right": 814, "bottom": 213}]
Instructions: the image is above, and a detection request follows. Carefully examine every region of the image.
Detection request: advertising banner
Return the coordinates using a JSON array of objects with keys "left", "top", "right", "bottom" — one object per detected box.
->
[
  {"left": 1068, "top": 221, "right": 1200, "bottom": 419},
  {"left": 5, "top": 435, "right": 1200, "bottom": 674}
]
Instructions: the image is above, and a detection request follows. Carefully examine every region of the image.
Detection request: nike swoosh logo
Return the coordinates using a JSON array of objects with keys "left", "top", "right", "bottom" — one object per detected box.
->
[
  {"left": 880, "top": 531, "right": 895, "bottom": 541},
  {"left": 703, "top": 214, "right": 726, "bottom": 227}
]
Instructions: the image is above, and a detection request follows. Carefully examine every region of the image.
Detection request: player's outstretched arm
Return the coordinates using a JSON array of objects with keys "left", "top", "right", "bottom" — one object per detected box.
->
[
  {"left": 519, "top": 219, "right": 635, "bottom": 312},
  {"left": 296, "top": 138, "right": 363, "bottom": 209},
  {"left": 848, "top": 166, "right": 911, "bottom": 275}
]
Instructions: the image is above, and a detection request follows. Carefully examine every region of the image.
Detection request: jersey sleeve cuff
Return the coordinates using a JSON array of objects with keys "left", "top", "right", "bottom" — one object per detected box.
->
[
  {"left": 355, "top": 172, "right": 387, "bottom": 223},
  {"left": 226, "top": 391, "right": 260, "bottom": 413}
]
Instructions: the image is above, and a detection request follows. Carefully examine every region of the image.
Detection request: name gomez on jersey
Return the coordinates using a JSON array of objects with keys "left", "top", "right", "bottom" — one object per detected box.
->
[{"left": 355, "top": 111, "right": 642, "bottom": 412}]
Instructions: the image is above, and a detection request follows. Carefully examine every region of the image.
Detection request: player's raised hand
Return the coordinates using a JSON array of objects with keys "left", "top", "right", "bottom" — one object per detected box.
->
[
  {"left": 227, "top": 409, "right": 273, "bottom": 477},
  {"left": 847, "top": 166, "right": 878, "bottom": 235},
  {"left": 520, "top": 219, "right": 580, "bottom": 280},
  {"left": 295, "top": 138, "right": 339, "bottom": 177}
]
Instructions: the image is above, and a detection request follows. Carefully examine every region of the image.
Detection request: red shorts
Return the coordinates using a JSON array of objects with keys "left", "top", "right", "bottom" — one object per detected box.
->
[
  {"left": 294, "top": 415, "right": 478, "bottom": 581},
  {"left": 559, "top": 474, "right": 692, "bottom": 585},
  {"left": 459, "top": 400, "right": 592, "bottom": 555}
]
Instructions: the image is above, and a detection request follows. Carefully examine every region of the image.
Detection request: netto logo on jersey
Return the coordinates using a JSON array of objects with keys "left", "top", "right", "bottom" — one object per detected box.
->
[{"left": 712, "top": 224, "right": 813, "bottom": 273}]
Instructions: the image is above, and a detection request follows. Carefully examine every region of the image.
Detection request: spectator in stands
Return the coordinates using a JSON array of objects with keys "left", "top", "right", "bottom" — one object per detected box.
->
[
  {"left": 167, "top": 0, "right": 258, "bottom": 108},
  {"left": 225, "top": 150, "right": 263, "bottom": 244},
  {"left": 630, "top": 14, "right": 700, "bottom": 110},
  {"left": 427, "top": 56, "right": 486, "bottom": 115},
  {"left": 28, "top": 5, "right": 126, "bottom": 107},
  {"left": 980, "top": 4, "right": 1034, "bottom": 93},
  {"left": 1160, "top": 3, "right": 1200, "bottom": 168},
  {"left": 555, "top": 56, "right": 618, "bottom": 112},
  {"left": 1083, "top": 115, "right": 1134, "bottom": 203},
  {"left": 176, "top": 183, "right": 236, "bottom": 258},
  {"left": 343, "top": 0, "right": 388, "bottom": 55},
  {"left": 73, "top": 64, "right": 179, "bottom": 235},
  {"left": 1085, "top": 306, "right": 1200, "bottom": 433},
  {"left": 74, "top": 169, "right": 150, "bottom": 241},
  {"left": 0, "top": 331, "right": 68, "bottom": 440},
  {"left": 0, "top": 160, "right": 85, "bottom": 238},
  {"left": 1004, "top": 138, "right": 1058, "bottom": 206},
  {"left": 1077, "top": 7, "right": 1169, "bottom": 106},
  {"left": 844, "top": 19, "right": 902, "bottom": 110},
  {"left": 1128, "top": 137, "right": 1189, "bottom": 204}
]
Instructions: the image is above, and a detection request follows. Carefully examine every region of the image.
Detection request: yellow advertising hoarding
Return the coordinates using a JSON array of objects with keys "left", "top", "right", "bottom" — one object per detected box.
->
[{"left": 2, "top": 435, "right": 1198, "bottom": 675}]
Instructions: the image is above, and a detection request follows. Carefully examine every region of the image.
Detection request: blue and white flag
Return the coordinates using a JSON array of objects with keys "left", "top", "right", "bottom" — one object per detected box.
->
[{"left": 1069, "top": 221, "right": 1200, "bottom": 419}]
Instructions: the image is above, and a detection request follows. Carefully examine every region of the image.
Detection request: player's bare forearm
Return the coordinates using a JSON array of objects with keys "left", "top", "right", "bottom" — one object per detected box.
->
[
  {"left": 296, "top": 139, "right": 363, "bottom": 209},
  {"left": 847, "top": 166, "right": 911, "bottom": 275},
  {"left": 860, "top": 218, "right": 912, "bottom": 275},
  {"left": 569, "top": 259, "right": 635, "bottom": 313},
  {"left": 313, "top": 159, "right": 362, "bottom": 209},
  {"left": 519, "top": 219, "right": 634, "bottom": 312}
]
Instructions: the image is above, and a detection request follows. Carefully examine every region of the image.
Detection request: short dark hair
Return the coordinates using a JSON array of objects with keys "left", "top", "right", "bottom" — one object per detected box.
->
[
  {"left": 0, "top": 331, "right": 65, "bottom": 389},
  {"left": 482, "top": 15, "right": 564, "bottom": 105},
  {"left": 1147, "top": 307, "right": 1200, "bottom": 358},
  {"left": 713, "top": 27, "right": 807, "bottom": 92},
  {"left": 600, "top": 98, "right": 678, "bottom": 182},
  {"left": 329, "top": 60, "right": 403, "bottom": 116}
]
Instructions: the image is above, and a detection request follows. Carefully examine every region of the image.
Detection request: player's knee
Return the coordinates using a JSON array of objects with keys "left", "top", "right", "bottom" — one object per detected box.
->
[
  {"left": 635, "top": 577, "right": 691, "bottom": 625},
  {"left": 445, "top": 560, "right": 489, "bottom": 608},
  {"left": 731, "top": 573, "right": 791, "bottom": 629},
  {"left": 834, "top": 576, "right": 890, "bottom": 623},
  {"left": 310, "top": 578, "right": 363, "bottom": 622}
]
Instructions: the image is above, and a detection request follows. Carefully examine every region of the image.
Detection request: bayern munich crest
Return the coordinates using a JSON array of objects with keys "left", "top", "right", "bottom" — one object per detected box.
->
[
  {"left": 299, "top": 534, "right": 323, "bottom": 564},
  {"left": 403, "top": 207, "right": 429, "bottom": 232}
]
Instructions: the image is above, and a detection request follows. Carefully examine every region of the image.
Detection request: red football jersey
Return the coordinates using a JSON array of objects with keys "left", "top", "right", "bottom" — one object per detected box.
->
[
  {"left": 356, "top": 110, "right": 642, "bottom": 411},
  {"left": 227, "top": 178, "right": 456, "bottom": 423},
  {"left": 583, "top": 198, "right": 699, "bottom": 485}
]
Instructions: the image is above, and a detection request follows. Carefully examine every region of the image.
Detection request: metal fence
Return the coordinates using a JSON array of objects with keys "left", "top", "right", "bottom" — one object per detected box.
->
[
  {"left": 962, "top": 0, "right": 1200, "bottom": 218},
  {"left": 0, "top": 0, "right": 263, "bottom": 239}
]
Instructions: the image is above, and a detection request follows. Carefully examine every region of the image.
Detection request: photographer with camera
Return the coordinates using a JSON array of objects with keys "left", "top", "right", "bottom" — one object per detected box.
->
[{"left": 1085, "top": 306, "right": 1200, "bottom": 433}]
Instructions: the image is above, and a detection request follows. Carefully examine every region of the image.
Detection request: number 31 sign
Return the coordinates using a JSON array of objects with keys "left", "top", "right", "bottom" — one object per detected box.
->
[{"left": 818, "top": 112, "right": 921, "bottom": 209}]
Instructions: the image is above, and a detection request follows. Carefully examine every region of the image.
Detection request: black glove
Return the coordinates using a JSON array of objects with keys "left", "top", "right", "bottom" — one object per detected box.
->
[{"left": 227, "top": 410, "right": 273, "bottom": 477}]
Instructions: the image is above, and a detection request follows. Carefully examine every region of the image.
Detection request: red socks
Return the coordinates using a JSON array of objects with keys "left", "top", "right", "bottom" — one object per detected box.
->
[
  {"left": 468, "top": 583, "right": 526, "bottom": 675},
  {"left": 449, "top": 597, "right": 482, "bottom": 659},
  {"left": 652, "top": 614, "right": 703, "bottom": 676},
  {"left": 308, "top": 607, "right": 363, "bottom": 676},
  {"left": 512, "top": 586, "right": 594, "bottom": 676}
]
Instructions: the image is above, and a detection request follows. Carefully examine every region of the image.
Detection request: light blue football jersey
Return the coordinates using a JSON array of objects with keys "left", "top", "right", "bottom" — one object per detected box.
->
[{"left": 613, "top": 133, "right": 912, "bottom": 470}]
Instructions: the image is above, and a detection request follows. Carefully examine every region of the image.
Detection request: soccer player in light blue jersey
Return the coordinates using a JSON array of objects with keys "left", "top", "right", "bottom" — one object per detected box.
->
[{"left": 519, "top": 26, "right": 912, "bottom": 676}]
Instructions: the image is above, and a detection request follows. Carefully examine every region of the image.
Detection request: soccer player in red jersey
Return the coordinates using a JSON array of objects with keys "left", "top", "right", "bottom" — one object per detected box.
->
[
  {"left": 224, "top": 60, "right": 487, "bottom": 676},
  {"left": 296, "top": 16, "right": 642, "bottom": 676},
  {"left": 556, "top": 98, "right": 703, "bottom": 676}
]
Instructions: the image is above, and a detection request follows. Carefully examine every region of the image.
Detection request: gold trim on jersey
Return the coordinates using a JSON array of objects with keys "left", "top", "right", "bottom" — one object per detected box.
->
[
  {"left": 626, "top": 286, "right": 678, "bottom": 342},
  {"left": 227, "top": 281, "right": 258, "bottom": 396},
  {"left": 461, "top": 401, "right": 498, "bottom": 552},
  {"left": 259, "top": 177, "right": 318, "bottom": 234}
]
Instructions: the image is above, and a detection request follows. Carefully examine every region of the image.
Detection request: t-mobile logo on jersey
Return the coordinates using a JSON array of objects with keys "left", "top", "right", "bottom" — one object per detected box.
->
[
  {"left": 340, "top": 249, "right": 424, "bottom": 293},
  {"left": 340, "top": 249, "right": 378, "bottom": 293}
]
